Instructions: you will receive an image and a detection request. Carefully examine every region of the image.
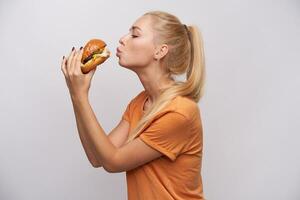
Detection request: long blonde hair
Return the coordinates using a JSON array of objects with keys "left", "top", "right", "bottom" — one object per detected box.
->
[{"left": 124, "top": 10, "right": 206, "bottom": 144}]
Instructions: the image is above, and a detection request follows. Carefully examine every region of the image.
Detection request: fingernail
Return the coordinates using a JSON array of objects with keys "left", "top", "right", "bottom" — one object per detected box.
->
[
  {"left": 72, "top": 47, "right": 75, "bottom": 51},
  {"left": 80, "top": 46, "right": 83, "bottom": 50}
]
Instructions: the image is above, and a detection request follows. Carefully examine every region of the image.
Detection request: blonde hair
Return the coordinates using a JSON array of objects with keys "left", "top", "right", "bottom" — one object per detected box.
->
[{"left": 125, "top": 10, "right": 206, "bottom": 144}]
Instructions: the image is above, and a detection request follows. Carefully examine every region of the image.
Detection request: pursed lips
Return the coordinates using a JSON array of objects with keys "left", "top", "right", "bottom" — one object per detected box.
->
[{"left": 116, "top": 47, "right": 122, "bottom": 53}]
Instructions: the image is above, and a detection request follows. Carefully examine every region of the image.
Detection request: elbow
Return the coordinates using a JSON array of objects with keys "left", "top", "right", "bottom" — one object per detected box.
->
[
  {"left": 102, "top": 156, "right": 122, "bottom": 173},
  {"left": 104, "top": 163, "right": 128, "bottom": 173},
  {"left": 95, "top": 150, "right": 122, "bottom": 173},
  {"left": 92, "top": 163, "right": 102, "bottom": 168},
  {"left": 103, "top": 163, "right": 118, "bottom": 173},
  {"left": 104, "top": 167, "right": 123, "bottom": 173},
  {"left": 103, "top": 166, "right": 114, "bottom": 173},
  {"left": 89, "top": 159, "right": 102, "bottom": 168}
]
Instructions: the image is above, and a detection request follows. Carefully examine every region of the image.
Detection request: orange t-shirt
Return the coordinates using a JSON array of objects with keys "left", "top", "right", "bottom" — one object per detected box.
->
[{"left": 122, "top": 90, "right": 205, "bottom": 200}]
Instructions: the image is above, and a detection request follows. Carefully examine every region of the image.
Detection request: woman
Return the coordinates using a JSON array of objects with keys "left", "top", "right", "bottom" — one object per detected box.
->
[{"left": 61, "top": 10, "right": 206, "bottom": 200}]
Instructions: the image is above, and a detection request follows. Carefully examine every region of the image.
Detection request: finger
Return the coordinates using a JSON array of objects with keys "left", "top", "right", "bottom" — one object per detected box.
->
[
  {"left": 67, "top": 47, "right": 76, "bottom": 73},
  {"left": 69, "top": 49, "right": 78, "bottom": 74},
  {"left": 74, "top": 47, "right": 83, "bottom": 74},
  {"left": 68, "top": 47, "right": 77, "bottom": 73},
  {"left": 70, "top": 48, "right": 81, "bottom": 74},
  {"left": 61, "top": 56, "right": 68, "bottom": 77}
]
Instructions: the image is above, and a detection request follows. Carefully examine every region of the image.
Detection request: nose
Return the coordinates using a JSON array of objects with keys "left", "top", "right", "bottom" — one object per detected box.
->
[
  {"left": 119, "top": 34, "right": 127, "bottom": 46},
  {"left": 119, "top": 36, "right": 124, "bottom": 46}
]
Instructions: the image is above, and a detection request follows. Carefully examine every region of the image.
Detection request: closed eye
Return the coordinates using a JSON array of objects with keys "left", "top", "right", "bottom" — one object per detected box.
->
[{"left": 131, "top": 35, "right": 138, "bottom": 38}]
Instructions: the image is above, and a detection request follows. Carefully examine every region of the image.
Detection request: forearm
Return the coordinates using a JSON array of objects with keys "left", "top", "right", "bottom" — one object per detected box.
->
[
  {"left": 72, "top": 106, "right": 102, "bottom": 167},
  {"left": 71, "top": 95, "right": 116, "bottom": 170}
]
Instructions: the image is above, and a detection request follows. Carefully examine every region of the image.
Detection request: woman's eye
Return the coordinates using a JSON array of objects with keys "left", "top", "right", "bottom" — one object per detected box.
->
[{"left": 131, "top": 35, "right": 138, "bottom": 38}]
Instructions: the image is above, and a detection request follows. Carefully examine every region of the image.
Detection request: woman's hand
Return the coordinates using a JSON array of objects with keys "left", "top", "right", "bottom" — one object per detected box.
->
[{"left": 61, "top": 47, "right": 96, "bottom": 99}]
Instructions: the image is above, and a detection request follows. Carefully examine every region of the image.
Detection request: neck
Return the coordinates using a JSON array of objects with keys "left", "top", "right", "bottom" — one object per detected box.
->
[{"left": 137, "top": 71, "right": 174, "bottom": 104}]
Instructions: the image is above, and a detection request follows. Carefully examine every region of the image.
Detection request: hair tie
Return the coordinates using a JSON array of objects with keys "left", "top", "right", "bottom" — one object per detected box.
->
[
  {"left": 183, "top": 24, "right": 191, "bottom": 42},
  {"left": 182, "top": 24, "right": 194, "bottom": 69},
  {"left": 183, "top": 24, "right": 188, "bottom": 31}
]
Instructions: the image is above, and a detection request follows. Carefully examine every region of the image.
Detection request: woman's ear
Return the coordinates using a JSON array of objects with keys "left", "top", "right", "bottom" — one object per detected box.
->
[{"left": 154, "top": 44, "right": 168, "bottom": 60}]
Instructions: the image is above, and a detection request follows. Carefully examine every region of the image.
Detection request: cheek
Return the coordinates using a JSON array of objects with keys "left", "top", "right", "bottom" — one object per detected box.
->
[{"left": 127, "top": 41, "right": 154, "bottom": 64}]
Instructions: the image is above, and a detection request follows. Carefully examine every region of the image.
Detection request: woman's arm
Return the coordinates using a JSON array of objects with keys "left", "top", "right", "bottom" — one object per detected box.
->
[
  {"left": 71, "top": 95, "right": 166, "bottom": 173},
  {"left": 91, "top": 119, "right": 130, "bottom": 167},
  {"left": 75, "top": 114, "right": 130, "bottom": 168},
  {"left": 72, "top": 102, "right": 100, "bottom": 167},
  {"left": 70, "top": 95, "right": 124, "bottom": 171},
  {"left": 61, "top": 48, "right": 127, "bottom": 169}
]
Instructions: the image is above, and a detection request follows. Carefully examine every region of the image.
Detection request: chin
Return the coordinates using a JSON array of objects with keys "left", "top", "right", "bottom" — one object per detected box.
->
[
  {"left": 117, "top": 56, "right": 128, "bottom": 67},
  {"left": 118, "top": 56, "right": 148, "bottom": 70},
  {"left": 118, "top": 58, "right": 130, "bottom": 69}
]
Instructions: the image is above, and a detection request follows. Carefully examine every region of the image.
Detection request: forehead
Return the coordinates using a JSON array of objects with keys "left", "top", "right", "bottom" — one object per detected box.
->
[{"left": 130, "top": 16, "right": 153, "bottom": 33}]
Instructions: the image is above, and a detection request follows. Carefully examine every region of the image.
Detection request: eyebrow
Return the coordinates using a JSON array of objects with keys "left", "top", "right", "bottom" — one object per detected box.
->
[{"left": 129, "top": 26, "right": 142, "bottom": 32}]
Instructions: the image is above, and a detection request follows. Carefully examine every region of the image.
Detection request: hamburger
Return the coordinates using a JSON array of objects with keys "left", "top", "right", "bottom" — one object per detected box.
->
[{"left": 81, "top": 39, "right": 110, "bottom": 74}]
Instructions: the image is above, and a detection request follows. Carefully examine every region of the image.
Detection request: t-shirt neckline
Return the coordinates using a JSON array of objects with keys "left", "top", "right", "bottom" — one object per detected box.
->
[{"left": 141, "top": 92, "right": 149, "bottom": 113}]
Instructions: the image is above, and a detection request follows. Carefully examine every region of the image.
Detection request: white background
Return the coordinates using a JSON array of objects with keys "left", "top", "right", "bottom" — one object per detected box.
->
[{"left": 0, "top": 0, "right": 299, "bottom": 199}]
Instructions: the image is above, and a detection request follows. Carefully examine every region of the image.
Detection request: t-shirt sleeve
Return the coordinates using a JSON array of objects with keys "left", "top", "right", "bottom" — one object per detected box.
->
[
  {"left": 121, "top": 91, "right": 144, "bottom": 123},
  {"left": 139, "top": 111, "right": 191, "bottom": 162}
]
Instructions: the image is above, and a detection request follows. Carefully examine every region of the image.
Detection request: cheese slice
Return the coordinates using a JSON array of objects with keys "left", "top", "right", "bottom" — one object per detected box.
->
[{"left": 92, "top": 47, "right": 110, "bottom": 59}]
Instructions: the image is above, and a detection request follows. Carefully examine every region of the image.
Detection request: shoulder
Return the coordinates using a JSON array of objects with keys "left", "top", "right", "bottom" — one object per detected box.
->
[
  {"left": 133, "top": 90, "right": 146, "bottom": 101},
  {"left": 126, "top": 90, "right": 146, "bottom": 106},
  {"left": 170, "top": 96, "right": 199, "bottom": 121}
]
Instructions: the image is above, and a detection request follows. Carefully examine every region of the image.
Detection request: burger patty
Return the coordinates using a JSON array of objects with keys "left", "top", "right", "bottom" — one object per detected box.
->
[{"left": 82, "top": 49, "right": 104, "bottom": 64}]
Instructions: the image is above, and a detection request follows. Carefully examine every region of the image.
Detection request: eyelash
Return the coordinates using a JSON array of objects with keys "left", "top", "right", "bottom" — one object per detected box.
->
[{"left": 131, "top": 35, "right": 138, "bottom": 38}]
